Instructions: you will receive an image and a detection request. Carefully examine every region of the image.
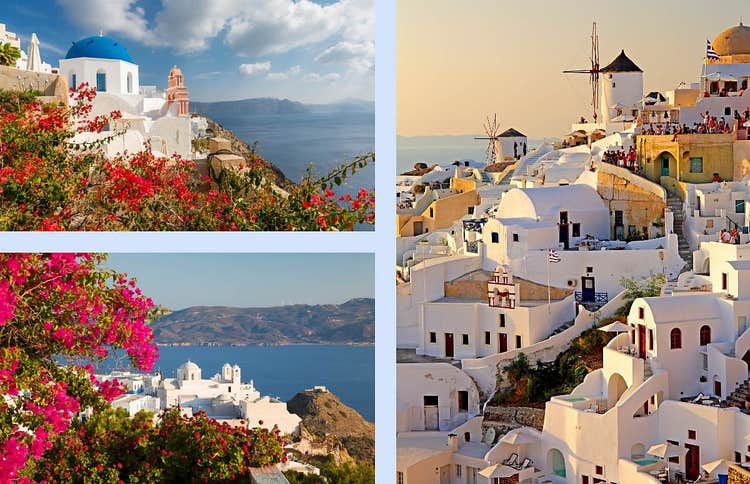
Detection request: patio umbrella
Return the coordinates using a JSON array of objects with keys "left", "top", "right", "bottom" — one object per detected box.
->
[
  {"left": 26, "top": 33, "right": 42, "bottom": 72},
  {"left": 648, "top": 442, "right": 688, "bottom": 459},
  {"left": 702, "top": 459, "right": 729, "bottom": 476},
  {"left": 499, "top": 430, "right": 537, "bottom": 446},
  {"left": 479, "top": 464, "right": 518, "bottom": 479},
  {"left": 598, "top": 321, "right": 632, "bottom": 333}
]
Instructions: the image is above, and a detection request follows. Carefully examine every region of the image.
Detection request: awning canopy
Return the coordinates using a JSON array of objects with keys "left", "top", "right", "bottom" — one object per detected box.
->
[
  {"left": 499, "top": 430, "right": 538, "bottom": 446},
  {"left": 648, "top": 442, "right": 688, "bottom": 459},
  {"left": 702, "top": 459, "right": 729, "bottom": 476},
  {"left": 599, "top": 321, "right": 632, "bottom": 333}
]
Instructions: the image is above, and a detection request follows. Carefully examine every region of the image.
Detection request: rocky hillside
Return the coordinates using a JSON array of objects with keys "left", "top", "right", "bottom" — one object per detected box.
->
[
  {"left": 150, "top": 298, "right": 374, "bottom": 346},
  {"left": 287, "top": 389, "right": 375, "bottom": 464},
  {"left": 195, "top": 115, "right": 292, "bottom": 188}
]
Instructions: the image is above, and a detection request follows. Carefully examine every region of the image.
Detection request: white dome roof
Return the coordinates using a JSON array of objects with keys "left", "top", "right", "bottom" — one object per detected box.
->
[
  {"left": 179, "top": 360, "right": 200, "bottom": 372},
  {"left": 213, "top": 393, "right": 233, "bottom": 403}
]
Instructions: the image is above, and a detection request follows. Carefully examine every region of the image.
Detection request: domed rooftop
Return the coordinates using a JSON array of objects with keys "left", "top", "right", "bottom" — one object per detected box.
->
[
  {"left": 179, "top": 360, "right": 200, "bottom": 372},
  {"left": 213, "top": 393, "right": 233, "bottom": 403},
  {"left": 65, "top": 35, "right": 134, "bottom": 63},
  {"left": 713, "top": 23, "right": 750, "bottom": 56}
]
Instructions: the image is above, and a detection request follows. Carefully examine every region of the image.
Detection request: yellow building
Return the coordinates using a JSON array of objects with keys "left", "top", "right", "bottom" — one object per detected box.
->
[
  {"left": 637, "top": 133, "right": 736, "bottom": 184},
  {"left": 396, "top": 177, "right": 480, "bottom": 237}
]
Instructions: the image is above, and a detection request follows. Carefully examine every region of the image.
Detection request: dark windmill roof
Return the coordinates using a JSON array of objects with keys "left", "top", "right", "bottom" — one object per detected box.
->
[
  {"left": 644, "top": 91, "right": 667, "bottom": 105},
  {"left": 498, "top": 128, "right": 526, "bottom": 138},
  {"left": 601, "top": 50, "right": 643, "bottom": 73}
]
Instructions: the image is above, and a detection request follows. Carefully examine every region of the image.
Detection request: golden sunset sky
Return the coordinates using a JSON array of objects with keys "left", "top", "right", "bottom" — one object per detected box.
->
[{"left": 397, "top": 0, "right": 750, "bottom": 138}]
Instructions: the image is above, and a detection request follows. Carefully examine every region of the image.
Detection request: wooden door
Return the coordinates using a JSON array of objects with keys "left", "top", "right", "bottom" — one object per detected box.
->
[
  {"left": 413, "top": 221, "right": 423, "bottom": 235},
  {"left": 638, "top": 325, "right": 647, "bottom": 359},
  {"left": 423, "top": 395, "right": 439, "bottom": 430},
  {"left": 445, "top": 333, "right": 454, "bottom": 358},
  {"left": 439, "top": 465, "right": 450, "bottom": 484},
  {"left": 685, "top": 443, "right": 700, "bottom": 481},
  {"left": 715, "top": 379, "right": 722, "bottom": 397},
  {"left": 661, "top": 157, "right": 670, "bottom": 177},
  {"left": 499, "top": 333, "right": 508, "bottom": 353}
]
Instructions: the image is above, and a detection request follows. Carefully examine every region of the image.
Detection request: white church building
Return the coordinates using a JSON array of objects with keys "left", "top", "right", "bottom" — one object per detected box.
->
[
  {"left": 59, "top": 35, "right": 193, "bottom": 159},
  {"left": 158, "top": 361, "right": 301, "bottom": 435}
]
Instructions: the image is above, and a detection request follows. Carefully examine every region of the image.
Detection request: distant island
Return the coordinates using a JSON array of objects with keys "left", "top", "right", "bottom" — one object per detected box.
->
[
  {"left": 190, "top": 97, "right": 374, "bottom": 117},
  {"left": 151, "top": 298, "right": 374, "bottom": 346}
]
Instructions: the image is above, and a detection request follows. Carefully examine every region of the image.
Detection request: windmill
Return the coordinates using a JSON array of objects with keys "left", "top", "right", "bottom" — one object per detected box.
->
[
  {"left": 475, "top": 114, "right": 502, "bottom": 164},
  {"left": 563, "top": 21, "right": 600, "bottom": 122}
]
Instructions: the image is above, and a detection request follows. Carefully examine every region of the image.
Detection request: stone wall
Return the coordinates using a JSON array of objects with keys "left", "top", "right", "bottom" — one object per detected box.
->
[
  {"left": 444, "top": 271, "right": 573, "bottom": 301},
  {"left": 729, "top": 464, "right": 750, "bottom": 484},
  {"left": 0, "top": 65, "right": 68, "bottom": 105},
  {"left": 483, "top": 405, "right": 545, "bottom": 431},
  {"left": 481, "top": 405, "right": 545, "bottom": 445},
  {"left": 597, "top": 165, "right": 666, "bottom": 240}
]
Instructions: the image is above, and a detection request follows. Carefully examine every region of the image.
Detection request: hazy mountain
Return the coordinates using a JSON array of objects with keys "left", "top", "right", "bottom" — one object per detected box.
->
[
  {"left": 150, "top": 298, "right": 374, "bottom": 346},
  {"left": 190, "top": 97, "right": 374, "bottom": 117},
  {"left": 190, "top": 98, "right": 309, "bottom": 116}
]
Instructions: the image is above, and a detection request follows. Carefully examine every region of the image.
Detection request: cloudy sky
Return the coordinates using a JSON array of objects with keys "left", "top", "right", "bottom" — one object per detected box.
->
[
  {"left": 3, "top": 0, "right": 373, "bottom": 103},
  {"left": 398, "top": 0, "right": 750, "bottom": 138},
  {"left": 105, "top": 253, "right": 374, "bottom": 310}
]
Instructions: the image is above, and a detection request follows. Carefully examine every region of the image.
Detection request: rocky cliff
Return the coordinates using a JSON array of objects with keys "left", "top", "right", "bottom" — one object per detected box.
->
[{"left": 287, "top": 389, "right": 375, "bottom": 464}]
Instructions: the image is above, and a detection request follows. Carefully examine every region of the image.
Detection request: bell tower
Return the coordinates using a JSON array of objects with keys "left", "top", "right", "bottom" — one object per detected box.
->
[{"left": 166, "top": 65, "right": 190, "bottom": 116}]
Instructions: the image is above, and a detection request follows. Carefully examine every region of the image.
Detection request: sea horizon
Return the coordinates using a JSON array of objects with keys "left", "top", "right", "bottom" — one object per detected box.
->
[{"left": 397, "top": 134, "right": 545, "bottom": 174}]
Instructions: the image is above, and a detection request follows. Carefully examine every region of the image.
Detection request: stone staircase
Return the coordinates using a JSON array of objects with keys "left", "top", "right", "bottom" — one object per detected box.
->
[
  {"left": 727, "top": 379, "right": 750, "bottom": 411},
  {"left": 547, "top": 319, "right": 575, "bottom": 338},
  {"left": 667, "top": 194, "right": 693, "bottom": 274}
]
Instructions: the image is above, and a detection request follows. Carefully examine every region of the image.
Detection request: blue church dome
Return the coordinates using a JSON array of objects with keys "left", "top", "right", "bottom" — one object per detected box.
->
[{"left": 64, "top": 35, "right": 134, "bottom": 63}]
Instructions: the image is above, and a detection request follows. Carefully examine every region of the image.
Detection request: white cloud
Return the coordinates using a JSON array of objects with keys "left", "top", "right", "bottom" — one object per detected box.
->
[
  {"left": 194, "top": 71, "right": 223, "bottom": 80},
  {"left": 239, "top": 62, "right": 271, "bottom": 77},
  {"left": 56, "top": 0, "right": 157, "bottom": 45},
  {"left": 56, "top": 0, "right": 374, "bottom": 56},
  {"left": 266, "top": 64, "right": 301, "bottom": 81},
  {"left": 225, "top": 0, "right": 342, "bottom": 56},
  {"left": 315, "top": 41, "right": 372, "bottom": 64},
  {"left": 303, "top": 72, "right": 341, "bottom": 83}
]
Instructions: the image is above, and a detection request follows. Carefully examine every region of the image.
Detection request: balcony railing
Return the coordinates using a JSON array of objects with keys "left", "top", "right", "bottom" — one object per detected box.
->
[
  {"left": 490, "top": 275, "right": 513, "bottom": 285},
  {"left": 575, "top": 291, "right": 609, "bottom": 304}
]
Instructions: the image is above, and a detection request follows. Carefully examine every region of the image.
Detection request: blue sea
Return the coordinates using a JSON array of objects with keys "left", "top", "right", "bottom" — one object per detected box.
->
[
  {"left": 94, "top": 344, "right": 374, "bottom": 422},
  {"left": 209, "top": 111, "right": 374, "bottom": 192},
  {"left": 210, "top": 111, "right": 374, "bottom": 230},
  {"left": 397, "top": 135, "right": 544, "bottom": 174}
]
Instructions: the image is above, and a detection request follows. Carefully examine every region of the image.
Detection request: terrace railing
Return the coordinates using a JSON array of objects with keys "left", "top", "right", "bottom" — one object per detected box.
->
[{"left": 575, "top": 292, "right": 609, "bottom": 304}]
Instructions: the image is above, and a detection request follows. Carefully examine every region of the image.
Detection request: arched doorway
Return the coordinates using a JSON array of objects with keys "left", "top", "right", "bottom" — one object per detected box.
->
[
  {"left": 656, "top": 151, "right": 677, "bottom": 179},
  {"left": 607, "top": 373, "right": 628, "bottom": 409},
  {"left": 547, "top": 448, "right": 566, "bottom": 477}
]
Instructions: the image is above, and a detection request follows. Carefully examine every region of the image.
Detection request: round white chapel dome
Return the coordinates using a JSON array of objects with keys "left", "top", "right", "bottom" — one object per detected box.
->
[{"left": 179, "top": 360, "right": 200, "bottom": 373}]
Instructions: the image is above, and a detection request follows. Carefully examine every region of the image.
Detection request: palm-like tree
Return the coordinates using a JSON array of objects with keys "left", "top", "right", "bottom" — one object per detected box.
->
[{"left": 0, "top": 42, "right": 21, "bottom": 67}]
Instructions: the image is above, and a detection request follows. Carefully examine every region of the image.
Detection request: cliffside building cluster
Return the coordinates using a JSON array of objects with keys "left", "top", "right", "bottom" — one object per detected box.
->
[
  {"left": 397, "top": 22, "right": 750, "bottom": 484},
  {"left": 99, "top": 361, "right": 301, "bottom": 436}
]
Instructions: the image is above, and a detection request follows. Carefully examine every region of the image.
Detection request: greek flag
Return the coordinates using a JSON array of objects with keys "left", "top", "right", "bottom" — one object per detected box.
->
[
  {"left": 548, "top": 249, "right": 561, "bottom": 263},
  {"left": 706, "top": 40, "right": 719, "bottom": 61}
]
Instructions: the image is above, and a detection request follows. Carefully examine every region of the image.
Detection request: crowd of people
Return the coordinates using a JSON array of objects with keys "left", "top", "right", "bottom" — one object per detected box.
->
[
  {"left": 601, "top": 146, "right": 638, "bottom": 171},
  {"left": 719, "top": 227, "right": 741, "bottom": 244}
]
